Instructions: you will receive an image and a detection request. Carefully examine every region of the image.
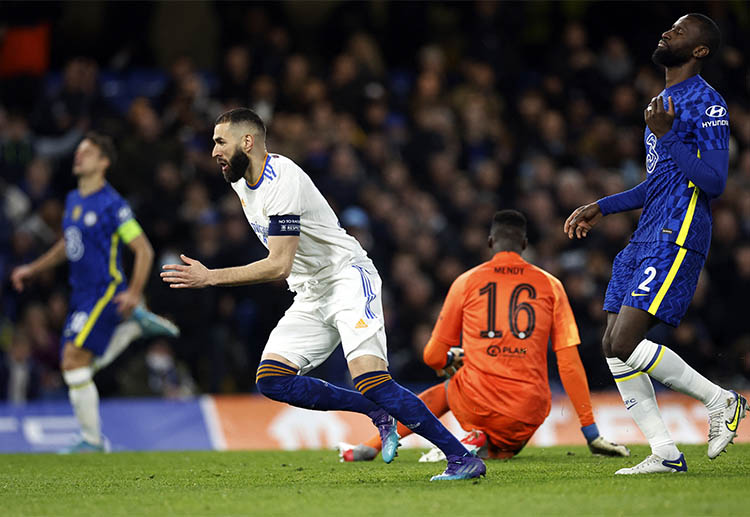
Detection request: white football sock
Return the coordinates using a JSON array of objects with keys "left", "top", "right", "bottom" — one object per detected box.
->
[
  {"left": 93, "top": 321, "right": 142, "bottom": 373},
  {"left": 624, "top": 339, "right": 728, "bottom": 409},
  {"left": 63, "top": 367, "right": 101, "bottom": 445},
  {"left": 607, "top": 357, "right": 680, "bottom": 460}
]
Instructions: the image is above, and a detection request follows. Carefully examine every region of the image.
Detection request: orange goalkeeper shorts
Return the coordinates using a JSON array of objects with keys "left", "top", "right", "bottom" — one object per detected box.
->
[{"left": 446, "top": 378, "right": 540, "bottom": 458}]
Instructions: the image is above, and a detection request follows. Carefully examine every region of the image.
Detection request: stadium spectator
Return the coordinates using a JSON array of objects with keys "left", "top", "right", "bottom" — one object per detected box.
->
[{"left": 0, "top": 329, "right": 42, "bottom": 404}]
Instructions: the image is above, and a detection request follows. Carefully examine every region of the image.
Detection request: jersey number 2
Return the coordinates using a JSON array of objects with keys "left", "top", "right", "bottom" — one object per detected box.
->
[
  {"left": 478, "top": 282, "right": 536, "bottom": 340},
  {"left": 638, "top": 267, "right": 657, "bottom": 292}
]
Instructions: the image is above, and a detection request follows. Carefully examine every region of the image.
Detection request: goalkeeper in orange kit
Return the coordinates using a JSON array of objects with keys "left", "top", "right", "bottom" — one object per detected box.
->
[{"left": 340, "top": 210, "right": 629, "bottom": 461}]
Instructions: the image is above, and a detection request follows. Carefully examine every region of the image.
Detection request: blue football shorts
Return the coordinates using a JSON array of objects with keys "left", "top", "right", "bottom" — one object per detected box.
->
[
  {"left": 61, "top": 285, "right": 126, "bottom": 356},
  {"left": 603, "top": 241, "right": 704, "bottom": 327}
]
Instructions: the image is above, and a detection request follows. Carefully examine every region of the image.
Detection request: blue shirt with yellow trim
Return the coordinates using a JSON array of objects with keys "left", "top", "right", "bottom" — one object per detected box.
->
[
  {"left": 63, "top": 183, "right": 141, "bottom": 294},
  {"left": 633, "top": 74, "right": 729, "bottom": 257}
]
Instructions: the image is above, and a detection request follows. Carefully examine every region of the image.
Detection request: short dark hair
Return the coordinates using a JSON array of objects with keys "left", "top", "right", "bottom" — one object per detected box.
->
[
  {"left": 84, "top": 131, "right": 116, "bottom": 171},
  {"left": 491, "top": 209, "right": 527, "bottom": 242},
  {"left": 686, "top": 13, "right": 721, "bottom": 59},
  {"left": 215, "top": 108, "right": 267, "bottom": 136}
]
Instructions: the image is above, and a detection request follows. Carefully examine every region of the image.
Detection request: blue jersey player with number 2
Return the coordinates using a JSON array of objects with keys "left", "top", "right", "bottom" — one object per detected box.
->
[{"left": 565, "top": 13, "right": 747, "bottom": 475}]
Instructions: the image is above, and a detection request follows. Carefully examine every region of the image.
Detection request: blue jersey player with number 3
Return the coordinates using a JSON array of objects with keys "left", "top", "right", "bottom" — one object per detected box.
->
[
  {"left": 11, "top": 133, "right": 179, "bottom": 453},
  {"left": 565, "top": 13, "right": 747, "bottom": 475}
]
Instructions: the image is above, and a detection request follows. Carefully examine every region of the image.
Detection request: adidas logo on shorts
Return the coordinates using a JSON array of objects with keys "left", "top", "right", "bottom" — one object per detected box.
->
[{"left": 355, "top": 319, "right": 368, "bottom": 329}]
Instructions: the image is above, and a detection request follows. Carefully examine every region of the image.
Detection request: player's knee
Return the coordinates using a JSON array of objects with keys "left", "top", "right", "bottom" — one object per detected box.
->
[
  {"left": 255, "top": 373, "right": 293, "bottom": 400},
  {"left": 255, "top": 360, "right": 297, "bottom": 401},
  {"left": 608, "top": 330, "right": 638, "bottom": 362},
  {"left": 62, "top": 366, "right": 93, "bottom": 388},
  {"left": 60, "top": 342, "right": 93, "bottom": 371}
]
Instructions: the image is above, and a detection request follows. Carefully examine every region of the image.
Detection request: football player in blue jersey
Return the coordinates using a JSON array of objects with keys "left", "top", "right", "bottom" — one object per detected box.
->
[
  {"left": 564, "top": 13, "right": 747, "bottom": 474},
  {"left": 11, "top": 132, "right": 179, "bottom": 453}
]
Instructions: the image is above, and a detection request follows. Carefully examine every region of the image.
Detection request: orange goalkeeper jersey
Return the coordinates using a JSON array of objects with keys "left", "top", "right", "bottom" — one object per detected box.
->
[{"left": 423, "top": 251, "right": 580, "bottom": 426}]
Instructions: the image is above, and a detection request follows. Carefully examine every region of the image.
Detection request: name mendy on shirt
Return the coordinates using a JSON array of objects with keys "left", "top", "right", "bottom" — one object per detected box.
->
[{"left": 494, "top": 266, "right": 525, "bottom": 275}]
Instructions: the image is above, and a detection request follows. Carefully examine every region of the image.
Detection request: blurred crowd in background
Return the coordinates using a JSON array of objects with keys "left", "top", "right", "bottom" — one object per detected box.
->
[{"left": 1, "top": 1, "right": 750, "bottom": 403}]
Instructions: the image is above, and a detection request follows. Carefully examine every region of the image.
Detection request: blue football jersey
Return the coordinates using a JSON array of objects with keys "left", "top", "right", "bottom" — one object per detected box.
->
[
  {"left": 633, "top": 74, "right": 729, "bottom": 256},
  {"left": 63, "top": 183, "right": 141, "bottom": 293}
]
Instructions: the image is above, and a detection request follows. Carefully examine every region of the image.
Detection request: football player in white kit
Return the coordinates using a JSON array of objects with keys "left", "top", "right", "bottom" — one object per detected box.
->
[{"left": 161, "top": 108, "right": 484, "bottom": 480}]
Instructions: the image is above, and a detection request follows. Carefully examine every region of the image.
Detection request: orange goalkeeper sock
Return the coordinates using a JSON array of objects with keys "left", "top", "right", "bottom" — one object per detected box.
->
[{"left": 363, "top": 382, "right": 450, "bottom": 450}]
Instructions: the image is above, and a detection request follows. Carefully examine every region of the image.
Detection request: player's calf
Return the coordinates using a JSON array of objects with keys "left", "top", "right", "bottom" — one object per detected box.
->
[
  {"left": 254, "top": 360, "right": 382, "bottom": 415},
  {"left": 352, "top": 370, "right": 469, "bottom": 460},
  {"left": 62, "top": 364, "right": 103, "bottom": 449}
]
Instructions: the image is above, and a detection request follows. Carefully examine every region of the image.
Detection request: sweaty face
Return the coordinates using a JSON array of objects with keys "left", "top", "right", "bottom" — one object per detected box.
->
[
  {"left": 652, "top": 16, "right": 699, "bottom": 68},
  {"left": 222, "top": 145, "right": 250, "bottom": 183}
]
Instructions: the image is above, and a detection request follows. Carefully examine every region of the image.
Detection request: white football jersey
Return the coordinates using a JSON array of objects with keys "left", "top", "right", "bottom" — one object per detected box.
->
[{"left": 230, "top": 153, "right": 372, "bottom": 291}]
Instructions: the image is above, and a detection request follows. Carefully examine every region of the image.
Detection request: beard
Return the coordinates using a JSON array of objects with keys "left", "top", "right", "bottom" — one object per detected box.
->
[
  {"left": 652, "top": 44, "right": 693, "bottom": 68},
  {"left": 222, "top": 147, "right": 250, "bottom": 183}
]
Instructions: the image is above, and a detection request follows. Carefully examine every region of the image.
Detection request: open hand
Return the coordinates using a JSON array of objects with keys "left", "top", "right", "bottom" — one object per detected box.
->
[
  {"left": 161, "top": 254, "right": 212, "bottom": 289},
  {"left": 564, "top": 203, "right": 602, "bottom": 239},
  {"left": 645, "top": 95, "right": 675, "bottom": 138}
]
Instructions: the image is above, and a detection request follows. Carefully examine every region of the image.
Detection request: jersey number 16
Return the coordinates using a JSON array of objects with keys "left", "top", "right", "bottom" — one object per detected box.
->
[{"left": 478, "top": 282, "right": 536, "bottom": 340}]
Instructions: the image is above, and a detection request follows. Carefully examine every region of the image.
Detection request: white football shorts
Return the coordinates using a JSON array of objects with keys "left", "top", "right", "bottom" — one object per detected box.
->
[{"left": 263, "top": 262, "right": 388, "bottom": 375}]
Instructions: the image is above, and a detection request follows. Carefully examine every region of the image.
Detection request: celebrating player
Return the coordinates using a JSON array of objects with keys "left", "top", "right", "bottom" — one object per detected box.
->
[
  {"left": 564, "top": 14, "right": 747, "bottom": 474},
  {"left": 340, "top": 210, "right": 630, "bottom": 462},
  {"left": 11, "top": 132, "right": 180, "bottom": 453},
  {"left": 160, "top": 108, "right": 485, "bottom": 481}
]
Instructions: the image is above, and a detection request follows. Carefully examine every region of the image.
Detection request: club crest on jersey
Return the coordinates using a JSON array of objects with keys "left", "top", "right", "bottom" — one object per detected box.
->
[
  {"left": 72, "top": 205, "right": 82, "bottom": 221},
  {"left": 117, "top": 206, "right": 133, "bottom": 222},
  {"left": 705, "top": 105, "right": 727, "bottom": 118},
  {"left": 84, "top": 211, "right": 98, "bottom": 226},
  {"left": 645, "top": 133, "right": 659, "bottom": 174}
]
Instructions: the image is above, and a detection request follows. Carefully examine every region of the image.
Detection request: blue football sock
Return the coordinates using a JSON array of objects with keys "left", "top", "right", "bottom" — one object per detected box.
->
[
  {"left": 255, "top": 360, "right": 380, "bottom": 414},
  {"left": 353, "top": 370, "right": 467, "bottom": 457}
]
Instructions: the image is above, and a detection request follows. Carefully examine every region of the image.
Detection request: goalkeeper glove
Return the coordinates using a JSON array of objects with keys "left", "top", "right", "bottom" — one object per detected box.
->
[
  {"left": 581, "top": 423, "right": 631, "bottom": 457},
  {"left": 436, "top": 347, "right": 464, "bottom": 378}
]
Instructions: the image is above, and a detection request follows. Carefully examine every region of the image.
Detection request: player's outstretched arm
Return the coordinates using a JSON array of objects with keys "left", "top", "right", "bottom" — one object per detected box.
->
[
  {"left": 10, "top": 238, "right": 66, "bottom": 292},
  {"left": 565, "top": 179, "right": 649, "bottom": 240},
  {"left": 161, "top": 235, "right": 299, "bottom": 288},
  {"left": 556, "top": 346, "right": 630, "bottom": 457}
]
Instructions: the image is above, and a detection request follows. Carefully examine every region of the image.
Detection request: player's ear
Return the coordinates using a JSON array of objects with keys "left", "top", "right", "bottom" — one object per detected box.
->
[
  {"left": 243, "top": 133, "right": 255, "bottom": 153},
  {"left": 693, "top": 45, "right": 709, "bottom": 59},
  {"left": 487, "top": 235, "right": 494, "bottom": 249},
  {"left": 521, "top": 237, "right": 528, "bottom": 251}
]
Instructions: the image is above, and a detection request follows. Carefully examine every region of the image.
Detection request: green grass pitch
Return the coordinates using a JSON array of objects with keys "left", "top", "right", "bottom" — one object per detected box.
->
[{"left": 2, "top": 444, "right": 748, "bottom": 516}]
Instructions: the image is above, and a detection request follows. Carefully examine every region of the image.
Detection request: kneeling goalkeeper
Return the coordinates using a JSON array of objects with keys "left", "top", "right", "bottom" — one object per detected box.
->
[{"left": 341, "top": 210, "right": 629, "bottom": 461}]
